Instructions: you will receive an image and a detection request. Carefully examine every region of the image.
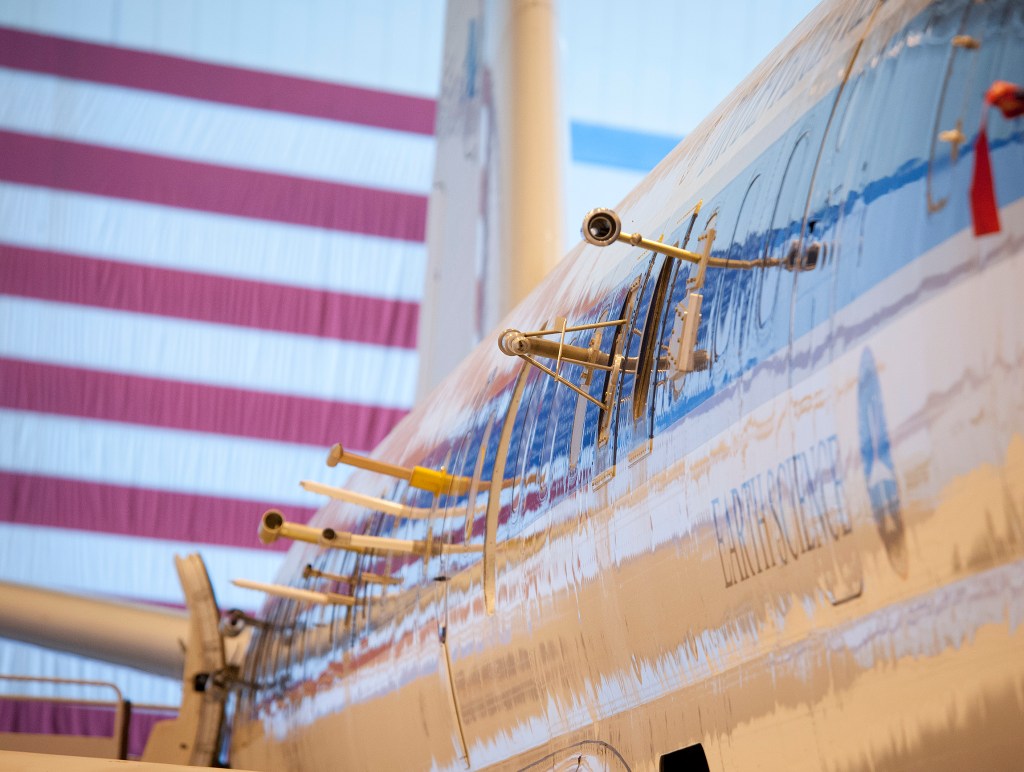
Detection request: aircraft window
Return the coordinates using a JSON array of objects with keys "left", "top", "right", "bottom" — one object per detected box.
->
[
  {"left": 333, "top": 544, "right": 374, "bottom": 646},
  {"left": 294, "top": 615, "right": 316, "bottom": 689},
  {"left": 552, "top": 301, "right": 622, "bottom": 475},
  {"left": 926, "top": 0, "right": 988, "bottom": 213},
  {"left": 833, "top": 75, "right": 862, "bottom": 156},
  {"left": 292, "top": 602, "right": 317, "bottom": 687},
  {"left": 503, "top": 367, "right": 546, "bottom": 538},
  {"left": 598, "top": 279, "right": 641, "bottom": 447},
  {"left": 257, "top": 595, "right": 299, "bottom": 701},
  {"left": 658, "top": 211, "right": 720, "bottom": 407},
  {"left": 758, "top": 132, "right": 812, "bottom": 329},
  {"left": 437, "top": 411, "right": 496, "bottom": 580},
  {"left": 322, "top": 532, "right": 360, "bottom": 645},
  {"left": 277, "top": 598, "right": 305, "bottom": 694},
  {"left": 714, "top": 175, "right": 767, "bottom": 360},
  {"left": 483, "top": 362, "right": 530, "bottom": 614},
  {"left": 300, "top": 559, "right": 340, "bottom": 656},
  {"left": 545, "top": 362, "right": 577, "bottom": 493},
  {"left": 454, "top": 413, "right": 495, "bottom": 542},
  {"left": 495, "top": 301, "right": 633, "bottom": 468},
  {"left": 304, "top": 602, "right": 333, "bottom": 679},
  {"left": 392, "top": 450, "right": 452, "bottom": 589},
  {"left": 569, "top": 310, "right": 607, "bottom": 471},
  {"left": 636, "top": 205, "right": 710, "bottom": 437},
  {"left": 835, "top": 6, "right": 943, "bottom": 214},
  {"left": 538, "top": 367, "right": 564, "bottom": 492},
  {"left": 469, "top": 416, "right": 496, "bottom": 527},
  {"left": 238, "top": 610, "right": 274, "bottom": 714},
  {"left": 254, "top": 599, "right": 284, "bottom": 698},
  {"left": 632, "top": 256, "right": 673, "bottom": 423},
  {"left": 361, "top": 508, "right": 397, "bottom": 601},
  {"left": 520, "top": 361, "right": 561, "bottom": 516}
]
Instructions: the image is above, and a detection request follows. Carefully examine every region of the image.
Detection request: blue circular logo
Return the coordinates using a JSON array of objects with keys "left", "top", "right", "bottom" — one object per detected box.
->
[{"left": 857, "top": 348, "right": 908, "bottom": 577}]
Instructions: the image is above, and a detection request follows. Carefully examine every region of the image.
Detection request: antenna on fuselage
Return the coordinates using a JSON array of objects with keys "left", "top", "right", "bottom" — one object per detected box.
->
[
  {"left": 257, "top": 509, "right": 482, "bottom": 564},
  {"left": 497, "top": 316, "right": 627, "bottom": 411},
  {"left": 231, "top": 578, "right": 360, "bottom": 607},
  {"left": 303, "top": 564, "right": 402, "bottom": 588},
  {"left": 299, "top": 480, "right": 436, "bottom": 519},
  {"left": 580, "top": 207, "right": 796, "bottom": 385},
  {"left": 221, "top": 608, "right": 271, "bottom": 637},
  {"left": 496, "top": 207, "right": 718, "bottom": 400},
  {"left": 326, "top": 443, "right": 472, "bottom": 496},
  {"left": 581, "top": 207, "right": 778, "bottom": 271},
  {"left": 301, "top": 479, "right": 489, "bottom": 527}
]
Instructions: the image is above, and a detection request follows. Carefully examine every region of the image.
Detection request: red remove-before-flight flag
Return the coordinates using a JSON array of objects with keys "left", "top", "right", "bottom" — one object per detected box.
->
[{"left": 970, "top": 81, "right": 1024, "bottom": 237}]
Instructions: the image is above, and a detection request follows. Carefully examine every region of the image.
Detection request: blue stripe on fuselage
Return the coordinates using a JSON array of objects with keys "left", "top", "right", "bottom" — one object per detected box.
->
[{"left": 651, "top": 0, "right": 1024, "bottom": 442}]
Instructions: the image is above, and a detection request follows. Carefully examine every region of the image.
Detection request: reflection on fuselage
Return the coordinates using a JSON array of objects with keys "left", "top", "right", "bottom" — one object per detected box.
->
[{"left": 229, "top": 0, "right": 1024, "bottom": 769}]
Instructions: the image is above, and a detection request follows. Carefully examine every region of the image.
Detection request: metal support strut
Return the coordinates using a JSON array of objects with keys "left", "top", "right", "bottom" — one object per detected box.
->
[
  {"left": 581, "top": 207, "right": 779, "bottom": 269},
  {"left": 497, "top": 316, "right": 629, "bottom": 411}
]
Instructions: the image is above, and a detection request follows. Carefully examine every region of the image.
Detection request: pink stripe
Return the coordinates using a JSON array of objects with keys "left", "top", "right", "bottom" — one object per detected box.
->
[
  {"left": 0, "top": 26, "right": 436, "bottom": 135},
  {"left": 0, "top": 130, "right": 427, "bottom": 241},
  {"left": 0, "top": 358, "right": 406, "bottom": 450},
  {"left": 0, "top": 472, "right": 313, "bottom": 550},
  {"left": 0, "top": 244, "right": 419, "bottom": 349},
  {"left": 0, "top": 699, "right": 175, "bottom": 759}
]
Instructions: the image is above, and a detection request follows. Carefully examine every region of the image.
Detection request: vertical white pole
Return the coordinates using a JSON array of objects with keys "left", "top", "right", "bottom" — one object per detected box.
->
[{"left": 495, "top": 0, "right": 564, "bottom": 318}]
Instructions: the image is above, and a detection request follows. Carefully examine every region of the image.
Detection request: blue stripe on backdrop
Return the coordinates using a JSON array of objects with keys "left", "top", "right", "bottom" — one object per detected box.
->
[{"left": 570, "top": 121, "right": 683, "bottom": 171}]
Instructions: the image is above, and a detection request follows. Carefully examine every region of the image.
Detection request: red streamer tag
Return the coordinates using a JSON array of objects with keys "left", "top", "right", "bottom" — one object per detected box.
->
[
  {"left": 969, "top": 80, "right": 1023, "bottom": 236},
  {"left": 970, "top": 120, "right": 1001, "bottom": 236}
]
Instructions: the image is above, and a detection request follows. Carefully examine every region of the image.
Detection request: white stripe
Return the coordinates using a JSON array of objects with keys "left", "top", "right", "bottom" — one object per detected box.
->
[
  {"left": 0, "top": 296, "right": 417, "bottom": 408},
  {"left": 0, "top": 409, "right": 351, "bottom": 507},
  {"left": 0, "top": 67, "right": 435, "bottom": 194},
  {"left": 0, "top": 183, "right": 426, "bottom": 301},
  {"left": 0, "top": 522, "right": 285, "bottom": 611},
  {"left": 0, "top": 2, "right": 445, "bottom": 98}
]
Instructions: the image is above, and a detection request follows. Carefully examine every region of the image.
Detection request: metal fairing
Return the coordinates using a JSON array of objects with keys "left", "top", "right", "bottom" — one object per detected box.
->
[{"left": 230, "top": 0, "right": 1024, "bottom": 769}]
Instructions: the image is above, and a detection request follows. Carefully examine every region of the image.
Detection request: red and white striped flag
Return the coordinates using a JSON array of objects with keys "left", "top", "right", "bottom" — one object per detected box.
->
[{"left": 0, "top": 23, "right": 437, "bottom": 706}]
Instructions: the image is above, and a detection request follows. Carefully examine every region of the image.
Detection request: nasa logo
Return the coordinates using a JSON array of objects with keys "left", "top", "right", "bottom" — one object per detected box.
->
[{"left": 857, "top": 348, "right": 908, "bottom": 577}]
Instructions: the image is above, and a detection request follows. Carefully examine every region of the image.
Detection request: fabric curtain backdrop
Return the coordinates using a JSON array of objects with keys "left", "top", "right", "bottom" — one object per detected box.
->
[{"left": 0, "top": 1, "right": 442, "bottom": 719}]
